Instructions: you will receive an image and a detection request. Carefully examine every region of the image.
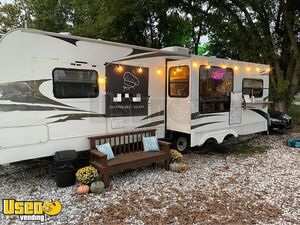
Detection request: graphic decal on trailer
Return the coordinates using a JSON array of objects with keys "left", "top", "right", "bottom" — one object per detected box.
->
[{"left": 105, "top": 63, "right": 149, "bottom": 117}]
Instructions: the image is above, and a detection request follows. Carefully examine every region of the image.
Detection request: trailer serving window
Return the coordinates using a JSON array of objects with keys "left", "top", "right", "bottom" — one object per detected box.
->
[
  {"left": 169, "top": 66, "right": 189, "bottom": 98},
  {"left": 242, "top": 79, "right": 263, "bottom": 98},
  {"left": 199, "top": 66, "right": 233, "bottom": 113},
  {"left": 53, "top": 68, "right": 99, "bottom": 98}
]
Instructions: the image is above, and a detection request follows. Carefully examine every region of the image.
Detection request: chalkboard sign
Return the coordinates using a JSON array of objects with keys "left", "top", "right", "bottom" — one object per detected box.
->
[{"left": 105, "top": 63, "right": 149, "bottom": 117}]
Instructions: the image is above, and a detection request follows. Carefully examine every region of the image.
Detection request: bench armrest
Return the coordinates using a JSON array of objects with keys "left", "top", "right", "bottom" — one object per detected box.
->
[
  {"left": 90, "top": 149, "right": 108, "bottom": 167},
  {"left": 158, "top": 140, "right": 171, "bottom": 153}
]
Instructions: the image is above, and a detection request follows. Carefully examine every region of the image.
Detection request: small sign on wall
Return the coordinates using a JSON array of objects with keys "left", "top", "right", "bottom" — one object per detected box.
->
[{"left": 105, "top": 63, "right": 149, "bottom": 117}]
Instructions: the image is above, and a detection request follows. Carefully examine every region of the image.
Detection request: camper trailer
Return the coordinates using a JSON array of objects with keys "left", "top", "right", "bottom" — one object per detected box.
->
[{"left": 0, "top": 29, "right": 270, "bottom": 164}]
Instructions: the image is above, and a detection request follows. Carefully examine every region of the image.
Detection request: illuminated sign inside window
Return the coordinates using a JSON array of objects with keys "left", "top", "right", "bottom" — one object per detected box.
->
[{"left": 210, "top": 70, "right": 224, "bottom": 80}]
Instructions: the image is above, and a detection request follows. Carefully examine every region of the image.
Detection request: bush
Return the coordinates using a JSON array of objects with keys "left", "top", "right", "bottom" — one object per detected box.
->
[{"left": 76, "top": 166, "right": 99, "bottom": 184}]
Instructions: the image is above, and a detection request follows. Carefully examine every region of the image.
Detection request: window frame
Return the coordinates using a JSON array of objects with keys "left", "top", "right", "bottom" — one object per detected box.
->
[
  {"left": 52, "top": 68, "right": 99, "bottom": 99},
  {"left": 168, "top": 65, "right": 190, "bottom": 98},
  {"left": 242, "top": 78, "right": 264, "bottom": 98},
  {"left": 199, "top": 65, "right": 234, "bottom": 114}
]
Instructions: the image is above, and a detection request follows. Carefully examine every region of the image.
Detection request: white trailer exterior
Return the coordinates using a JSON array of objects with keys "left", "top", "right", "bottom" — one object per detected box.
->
[{"left": 0, "top": 29, "right": 270, "bottom": 164}]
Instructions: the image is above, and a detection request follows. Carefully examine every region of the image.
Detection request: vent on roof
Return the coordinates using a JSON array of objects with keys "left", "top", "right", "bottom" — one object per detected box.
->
[{"left": 161, "top": 46, "right": 190, "bottom": 55}]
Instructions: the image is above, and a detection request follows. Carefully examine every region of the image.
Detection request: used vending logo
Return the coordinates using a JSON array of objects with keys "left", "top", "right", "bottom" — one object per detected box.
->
[{"left": 2, "top": 199, "right": 62, "bottom": 222}]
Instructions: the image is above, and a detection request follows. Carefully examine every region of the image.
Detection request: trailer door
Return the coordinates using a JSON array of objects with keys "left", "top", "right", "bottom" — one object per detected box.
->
[{"left": 167, "top": 60, "right": 191, "bottom": 134}]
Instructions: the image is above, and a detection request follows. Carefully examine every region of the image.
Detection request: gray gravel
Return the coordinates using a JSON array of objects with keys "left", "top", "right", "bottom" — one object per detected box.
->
[{"left": 0, "top": 133, "right": 300, "bottom": 225}]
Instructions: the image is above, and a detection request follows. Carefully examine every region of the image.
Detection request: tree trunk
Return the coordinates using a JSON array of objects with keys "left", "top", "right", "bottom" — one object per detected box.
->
[{"left": 274, "top": 101, "right": 288, "bottom": 113}]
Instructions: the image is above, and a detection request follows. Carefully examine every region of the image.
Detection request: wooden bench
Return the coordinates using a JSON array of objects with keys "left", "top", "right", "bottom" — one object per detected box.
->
[{"left": 88, "top": 129, "right": 171, "bottom": 187}]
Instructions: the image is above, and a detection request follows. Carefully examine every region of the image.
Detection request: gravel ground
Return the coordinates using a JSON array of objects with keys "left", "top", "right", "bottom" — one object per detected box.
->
[{"left": 0, "top": 133, "right": 300, "bottom": 225}]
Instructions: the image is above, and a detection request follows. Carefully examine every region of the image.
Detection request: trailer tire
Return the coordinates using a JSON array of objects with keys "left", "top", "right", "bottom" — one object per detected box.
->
[{"left": 173, "top": 135, "right": 190, "bottom": 153}]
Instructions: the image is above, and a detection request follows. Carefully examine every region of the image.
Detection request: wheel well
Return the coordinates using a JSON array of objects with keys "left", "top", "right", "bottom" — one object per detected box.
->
[
  {"left": 204, "top": 138, "right": 218, "bottom": 145},
  {"left": 224, "top": 134, "right": 235, "bottom": 141}
]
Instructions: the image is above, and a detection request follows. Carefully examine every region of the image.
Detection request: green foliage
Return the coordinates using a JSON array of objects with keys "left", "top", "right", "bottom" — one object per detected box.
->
[
  {"left": 197, "top": 43, "right": 208, "bottom": 56},
  {"left": 0, "top": 2, "right": 22, "bottom": 32},
  {"left": 76, "top": 166, "right": 99, "bottom": 184},
  {"left": 288, "top": 105, "right": 300, "bottom": 125},
  {"left": 31, "top": 0, "right": 72, "bottom": 32}
]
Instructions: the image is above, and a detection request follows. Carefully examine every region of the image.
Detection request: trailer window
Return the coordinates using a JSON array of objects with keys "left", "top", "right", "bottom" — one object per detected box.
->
[
  {"left": 242, "top": 79, "right": 263, "bottom": 98},
  {"left": 199, "top": 66, "right": 233, "bottom": 113},
  {"left": 169, "top": 66, "right": 189, "bottom": 98},
  {"left": 53, "top": 68, "right": 99, "bottom": 98}
]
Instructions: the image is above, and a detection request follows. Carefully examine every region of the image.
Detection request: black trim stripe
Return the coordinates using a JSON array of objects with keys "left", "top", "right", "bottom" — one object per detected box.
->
[
  {"left": 48, "top": 35, "right": 79, "bottom": 46},
  {"left": 136, "top": 120, "right": 164, "bottom": 129},
  {"left": 0, "top": 104, "right": 87, "bottom": 112},
  {"left": 142, "top": 110, "right": 164, "bottom": 120},
  {"left": 191, "top": 112, "right": 226, "bottom": 120},
  {"left": 47, "top": 113, "right": 105, "bottom": 123},
  {"left": 249, "top": 109, "right": 270, "bottom": 124},
  {"left": 191, "top": 121, "right": 224, "bottom": 130}
]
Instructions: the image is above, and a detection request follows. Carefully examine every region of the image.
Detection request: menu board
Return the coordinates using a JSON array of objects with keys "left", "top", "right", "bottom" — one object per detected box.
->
[{"left": 230, "top": 92, "right": 242, "bottom": 124}]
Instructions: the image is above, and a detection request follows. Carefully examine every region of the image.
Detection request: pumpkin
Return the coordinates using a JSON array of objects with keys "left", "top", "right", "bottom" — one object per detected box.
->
[
  {"left": 90, "top": 181, "right": 105, "bottom": 194},
  {"left": 170, "top": 163, "right": 181, "bottom": 172},
  {"left": 180, "top": 163, "right": 189, "bottom": 172},
  {"left": 77, "top": 184, "right": 89, "bottom": 194}
]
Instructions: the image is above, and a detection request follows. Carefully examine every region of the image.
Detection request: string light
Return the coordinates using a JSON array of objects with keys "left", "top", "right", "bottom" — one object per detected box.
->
[
  {"left": 234, "top": 66, "right": 239, "bottom": 71},
  {"left": 256, "top": 68, "right": 260, "bottom": 72},
  {"left": 246, "top": 67, "right": 250, "bottom": 72},
  {"left": 137, "top": 67, "right": 143, "bottom": 74},
  {"left": 116, "top": 65, "right": 123, "bottom": 73},
  {"left": 156, "top": 69, "right": 162, "bottom": 75},
  {"left": 221, "top": 64, "right": 227, "bottom": 69},
  {"left": 266, "top": 68, "right": 271, "bottom": 73},
  {"left": 192, "top": 62, "right": 198, "bottom": 68},
  {"left": 206, "top": 65, "right": 211, "bottom": 69},
  {"left": 97, "top": 77, "right": 106, "bottom": 90}
]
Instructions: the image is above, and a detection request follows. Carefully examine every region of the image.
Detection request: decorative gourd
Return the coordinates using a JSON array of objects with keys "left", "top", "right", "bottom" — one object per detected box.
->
[
  {"left": 77, "top": 184, "right": 89, "bottom": 194},
  {"left": 170, "top": 163, "right": 181, "bottom": 172},
  {"left": 90, "top": 181, "right": 105, "bottom": 194},
  {"left": 180, "top": 163, "right": 189, "bottom": 172}
]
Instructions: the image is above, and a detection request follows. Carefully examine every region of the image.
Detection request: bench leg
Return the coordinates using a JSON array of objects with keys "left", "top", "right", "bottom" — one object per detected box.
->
[
  {"left": 165, "top": 160, "right": 170, "bottom": 170},
  {"left": 102, "top": 174, "right": 109, "bottom": 187}
]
